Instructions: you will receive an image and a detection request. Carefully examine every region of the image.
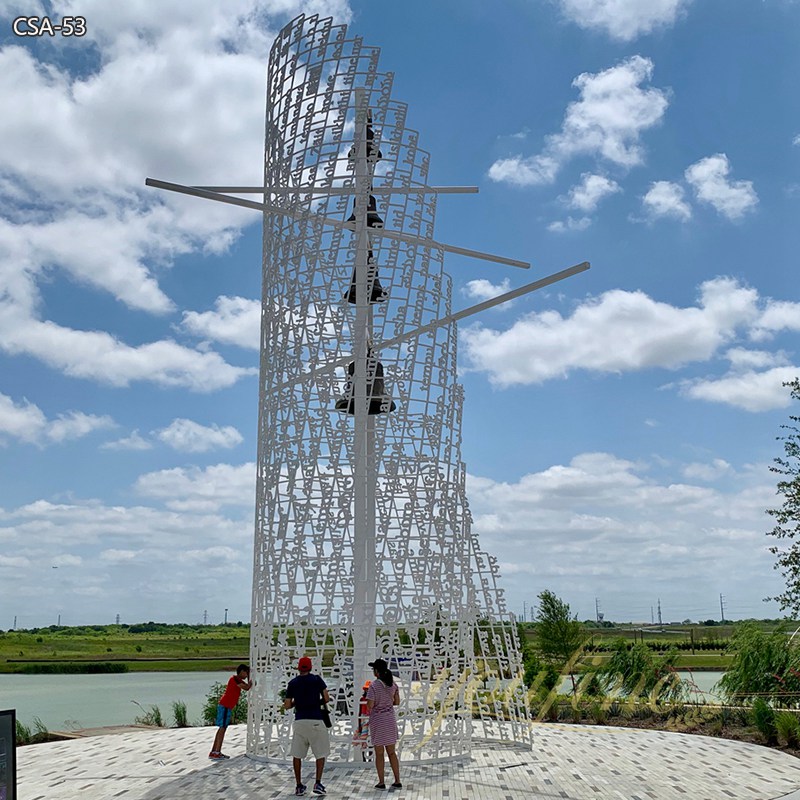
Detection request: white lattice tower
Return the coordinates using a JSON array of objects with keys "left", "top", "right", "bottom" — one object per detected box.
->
[
  {"left": 146, "top": 12, "right": 589, "bottom": 766},
  {"left": 248, "top": 13, "right": 534, "bottom": 763}
]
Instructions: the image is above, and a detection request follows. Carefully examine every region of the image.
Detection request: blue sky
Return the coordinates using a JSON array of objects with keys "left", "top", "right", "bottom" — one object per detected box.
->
[{"left": 1, "top": 0, "right": 799, "bottom": 627}]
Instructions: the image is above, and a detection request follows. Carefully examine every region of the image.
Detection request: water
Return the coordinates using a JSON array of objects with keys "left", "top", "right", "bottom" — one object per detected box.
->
[
  {"left": 0, "top": 671, "right": 229, "bottom": 731},
  {"left": 2, "top": 670, "right": 728, "bottom": 732}
]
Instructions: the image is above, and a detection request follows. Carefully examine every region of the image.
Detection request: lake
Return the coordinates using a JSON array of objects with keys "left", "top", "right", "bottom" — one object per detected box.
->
[
  {"left": 2, "top": 670, "right": 727, "bottom": 732},
  {"left": 0, "top": 671, "right": 228, "bottom": 731}
]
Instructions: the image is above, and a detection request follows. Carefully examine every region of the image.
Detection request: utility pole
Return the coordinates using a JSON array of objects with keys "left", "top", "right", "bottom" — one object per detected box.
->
[
  {"left": 203, "top": 609, "right": 208, "bottom": 626},
  {"left": 13, "top": 616, "right": 16, "bottom": 630},
  {"left": 719, "top": 593, "right": 726, "bottom": 623},
  {"left": 657, "top": 599, "right": 662, "bottom": 626},
  {"left": 595, "top": 597, "right": 601, "bottom": 624},
  {"left": 115, "top": 613, "right": 120, "bottom": 625},
  {"left": 57, "top": 613, "right": 61, "bottom": 626},
  {"left": 224, "top": 608, "right": 228, "bottom": 625},
  {"left": 651, "top": 606, "right": 654, "bottom": 624},
  {"left": 523, "top": 601, "right": 527, "bottom": 623}
]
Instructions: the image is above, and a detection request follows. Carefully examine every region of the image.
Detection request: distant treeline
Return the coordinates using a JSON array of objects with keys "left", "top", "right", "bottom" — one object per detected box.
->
[
  {"left": 17, "top": 662, "right": 129, "bottom": 674},
  {"left": 4, "top": 621, "right": 249, "bottom": 635}
]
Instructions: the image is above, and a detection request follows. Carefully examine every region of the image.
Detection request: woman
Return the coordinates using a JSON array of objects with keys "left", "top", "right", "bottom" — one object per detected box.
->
[{"left": 366, "top": 658, "right": 401, "bottom": 789}]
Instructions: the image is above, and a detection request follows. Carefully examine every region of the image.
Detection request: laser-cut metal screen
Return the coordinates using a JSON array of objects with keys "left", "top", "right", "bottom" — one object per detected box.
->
[{"left": 247, "top": 14, "right": 531, "bottom": 763}]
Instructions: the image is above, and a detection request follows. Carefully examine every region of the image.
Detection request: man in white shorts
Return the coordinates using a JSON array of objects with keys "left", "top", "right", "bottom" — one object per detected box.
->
[{"left": 284, "top": 656, "right": 331, "bottom": 796}]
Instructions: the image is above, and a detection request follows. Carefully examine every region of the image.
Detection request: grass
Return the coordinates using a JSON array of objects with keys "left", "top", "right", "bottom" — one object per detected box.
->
[{"left": 0, "top": 625, "right": 250, "bottom": 673}]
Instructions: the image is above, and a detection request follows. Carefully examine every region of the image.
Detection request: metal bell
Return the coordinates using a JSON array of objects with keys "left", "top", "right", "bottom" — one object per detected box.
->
[
  {"left": 334, "top": 348, "right": 396, "bottom": 415},
  {"left": 346, "top": 194, "right": 384, "bottom": 229},
  {"left": 345, "top": 250, "right": 388, "bottom": 304}
]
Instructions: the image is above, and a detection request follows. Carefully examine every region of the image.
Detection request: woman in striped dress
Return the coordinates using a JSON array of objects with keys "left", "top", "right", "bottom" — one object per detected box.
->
[{"left": 366, "top": 658, "right": 401, "bottom": 789}]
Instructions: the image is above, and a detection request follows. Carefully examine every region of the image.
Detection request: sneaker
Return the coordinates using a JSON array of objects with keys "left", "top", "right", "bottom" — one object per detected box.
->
[
  {"left": 217, "top": 752, "right": 230, "bottom": 759},
  {"left": 313, "top": 782, "right": 326, "bottom": 795},
  {"left": 208, "top": 751, "right": 224, "bottom": 760},
  {"left": 295, "top": 785, "right": 307, "bottom": 797}
]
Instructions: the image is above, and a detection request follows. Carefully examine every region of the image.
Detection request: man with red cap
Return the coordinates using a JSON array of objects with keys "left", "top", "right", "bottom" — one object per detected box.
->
[{"left": 284, "top": 656, "right": 331, "bottom": 796}]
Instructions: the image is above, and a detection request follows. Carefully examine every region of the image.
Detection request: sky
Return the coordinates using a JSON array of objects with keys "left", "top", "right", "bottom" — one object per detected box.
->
[{"left": 1, "top": 0, "right": 799, "bottom": 628}]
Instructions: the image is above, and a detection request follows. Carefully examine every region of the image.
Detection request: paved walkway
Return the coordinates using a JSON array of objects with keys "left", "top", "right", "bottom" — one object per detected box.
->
[{"left": 16, "top": 723, "right": 800, "bottom": 800}]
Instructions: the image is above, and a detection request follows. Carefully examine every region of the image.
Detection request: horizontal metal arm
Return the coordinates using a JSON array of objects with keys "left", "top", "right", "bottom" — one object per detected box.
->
[
  {"left": 272, "top": 261, "right": 589, "bottom": 393},
  {"left": 146, "top": 178, "right": 529, "bottom": 269},
  {"left": 194, "top": 186, "right": 479, "bottom": 195}
]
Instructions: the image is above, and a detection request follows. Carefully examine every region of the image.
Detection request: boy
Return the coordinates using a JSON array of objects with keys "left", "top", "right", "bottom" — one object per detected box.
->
[{"left": 209, "top": 663, "right": 253, "bottom": 759}]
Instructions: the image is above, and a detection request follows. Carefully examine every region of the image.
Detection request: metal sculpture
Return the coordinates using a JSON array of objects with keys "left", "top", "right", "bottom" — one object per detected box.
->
[{"left": 147, "top": 12, "right": 588, "bottom": 764}]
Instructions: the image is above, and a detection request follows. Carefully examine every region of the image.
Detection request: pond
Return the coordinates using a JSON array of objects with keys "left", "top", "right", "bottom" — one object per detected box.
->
[{"left": 2, "top": 670, "right": 728, "bottom": 732}]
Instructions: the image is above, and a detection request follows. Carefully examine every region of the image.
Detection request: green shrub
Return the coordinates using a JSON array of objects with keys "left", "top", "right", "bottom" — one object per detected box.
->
[
  {"left": 172, "top": 700, "right": 189, "bottom": 728},
  {"left": 775, "top": 710, "right": 800, "bottom": 747},
  {"left": 751, "top": 698, "right": 777, "bottom": 745},
  {"left": 718, "top": 623, "right": 800, "bottom": 705},
  {"left": 15, "top": 719, "right": 31, "bottom": 745},
  {"left": 203, "top": 681, "right": 248, "bottom": 725},
  {"left": 588, "top": 701, "right": 607, "bottom": 725},
  {"left": 132, "top": 701, "right": 164, "bottom": 727}
]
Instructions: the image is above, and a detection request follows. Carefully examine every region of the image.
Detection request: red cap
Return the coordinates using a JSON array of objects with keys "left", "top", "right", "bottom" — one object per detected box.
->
[{"left": 298, "top": 656, "right": 312, "bottom": 672}]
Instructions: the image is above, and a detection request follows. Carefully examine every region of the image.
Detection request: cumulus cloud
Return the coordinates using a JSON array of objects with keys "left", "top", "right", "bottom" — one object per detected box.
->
[
  {"left": 642, "top": 180, "right": 692, "bottom": 221},
  {"left": 461, "top": 277, "right": 758, "bottom": 387},
  {"left": 488, "top": 56, "right": 668, "bottom": 186},
  {"left": 0, "top": 314, "right": 256, "bottom": 390},
  {"left": 156, "top": 418, "right": 244, "bottom": 453},
  {"left": 547, "top": 216, "right": 592, "bottom": 233},
  {"left": 563, "top": 173, "right": 621, "bottom": 211},
  {"left": 101, "top": 430, "right": 153, "bottom": 451},
  {"left": 134, "top": 462, "right": 255, "bottom": 512},
  {"left": 0, "top": 393, "right": 114, "bottom": 446},
  {"left": 685, "top": 154, "right": 758, "bottom": 220},
  {"left": 181, "top": 296, "right": 262, "bottom": 349},
  {"left": 0, "top": 0, "right": 348, "bottom": 389},
  {"left": 557, "top": 0, "right": 692, "bottom": 41},
  {"left": 750, "top": 300, "right": 800, "bottom": 342},
  {"left": 681, "top": 459, "right": 731, "bottom": 482},
  {"left": 0, "top": 493, "right": 252, "bottom": 624},
  {"left": 682, "top": 366, "right": 799, "bottom": 412},
  {"left": 467, "top": 450, "right": 780, "bottom": 619},
  {"left": 462, "top": 279, "right": 512, "bottom": 302}
]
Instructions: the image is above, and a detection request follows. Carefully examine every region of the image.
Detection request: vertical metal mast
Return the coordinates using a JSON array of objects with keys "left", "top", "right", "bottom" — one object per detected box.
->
[{"left": 351, "top": 87, "right": 376, "bottom": 704}]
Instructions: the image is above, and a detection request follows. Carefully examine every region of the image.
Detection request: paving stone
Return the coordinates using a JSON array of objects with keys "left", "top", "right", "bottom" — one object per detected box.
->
[{"left": 14, "top": 722, "right": 800, "bottom": 800}]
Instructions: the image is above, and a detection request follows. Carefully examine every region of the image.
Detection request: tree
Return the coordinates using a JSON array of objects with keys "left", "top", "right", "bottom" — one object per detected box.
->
[
  {"left": 767, "top": 379, "right": 800, "bottom": 614},
  {"left": 534, "top": 590, "right": 586, "bottom": 692}
]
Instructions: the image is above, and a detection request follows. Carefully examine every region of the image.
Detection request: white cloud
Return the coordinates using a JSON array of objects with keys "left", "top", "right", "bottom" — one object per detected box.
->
[
  {"left": 488, "top": 56, "right": 668, "bottom": 186},
  {"left": 0, "top": 393, "right": 114, "bottom": 445},
  {"left": 181, "top": 296, "right": 262, "bottom": 349},
  {"left": 750, "top": 300, "right": 800, "bottom": 342},
  {"left": 0, "top": 314, "right": 256, "bottom": 391},
  {"left": 134, "top": 462, "right": 255, "bottom": 511},
  {"left": 681, "top": 459, "right": 731, "bottom": 482},
  {"left": 557, "top": 0, "right": 692, "bottom": 41},
  {"left": 683, "top": 366, "right": 800, "bottom": 412},
  {"left": 46, "top": 412, "right": 116, "bottom": 443},
  {"left": 793, "top": 134, "right": 800, "bottom": 146},
  {"left": 462, "top": 279, "right": 511, "bottom": 302},
  {"left": 156, "top": 418, "right": 244, "bottom": 453},
  {"left": 724, "top": 347, "right": 788, "bottom": 371},
  {"left": 563, "top": 173, "right": 621, "bottom": 211},
  {"left": 101, "top": 430, "right": 153, "bottom": 451},
  {"left": 547, "top": 216, "right": 592, "bottom": 233},
  {"left": 467, "top": 450, "right": 781, "bottom": 619},
  {"left": 685, "top": 154, "right": 758, "bottom": 220},
  {"left": 0, "top": 1, "right": 349, "bottom": 388},
  {"left": 461, "top": 277, "right": 758, "bottom": 386},
  {"left": 642, "top": 180, "right": 692, "bottom": 221}
]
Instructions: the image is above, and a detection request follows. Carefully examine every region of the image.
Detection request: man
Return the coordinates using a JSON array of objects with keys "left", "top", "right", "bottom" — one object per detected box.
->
[
  {"left": 209, "top": 663, "right": 253, "bottom": 759},
  {"left": 284, "top": 656, "right": 330, "bottom": 796}
]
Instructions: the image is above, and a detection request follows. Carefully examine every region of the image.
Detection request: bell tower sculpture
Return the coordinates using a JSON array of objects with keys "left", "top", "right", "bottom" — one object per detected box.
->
[{"left": 147, "top": 13, "right": 588, "bottom": 763}]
